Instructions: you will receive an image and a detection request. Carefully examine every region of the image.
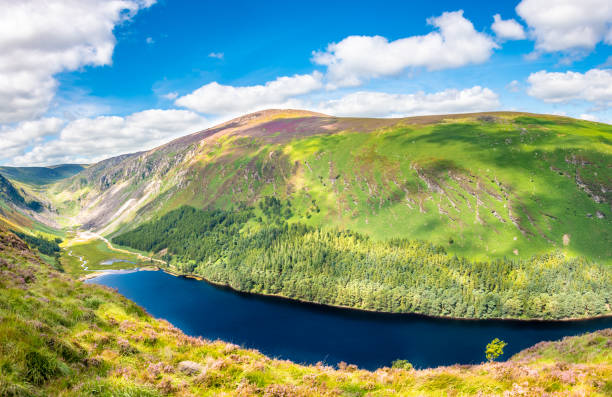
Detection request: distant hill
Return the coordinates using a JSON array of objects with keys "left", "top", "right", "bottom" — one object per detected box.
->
[
  {"left": 0, "top": 173, "right": 42, "bottom": 211},
  {"left": 0, "top": 164, "right": 86, "bottom": 185},
  {"left": 49, "top": 110, "right": 611, "bottom": 263}
]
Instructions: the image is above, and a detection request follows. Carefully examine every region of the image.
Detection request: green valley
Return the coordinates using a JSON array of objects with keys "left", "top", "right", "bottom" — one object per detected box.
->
[
  {"left": 1, "top": 224, "right": 612, "bottom": 396},
  {"left": 28, "top": 110, "right": 610, "bottom": 320},
  {"left": 0, "top": 110, "right": 611, "bottom": 395},
  {"left": 3, "top": 1, "right": 612, "bottom": 395}
]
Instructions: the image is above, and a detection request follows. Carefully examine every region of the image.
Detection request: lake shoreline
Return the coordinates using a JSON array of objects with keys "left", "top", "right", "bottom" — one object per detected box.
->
[
  {"left": 85, "top": 266, "right": 612, "bottom": 324},
  {"left": 86, "top": 269, "right": 612, "bottom": 370}
]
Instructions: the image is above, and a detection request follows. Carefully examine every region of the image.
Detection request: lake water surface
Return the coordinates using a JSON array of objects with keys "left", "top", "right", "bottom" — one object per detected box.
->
[{"left": 88, "top": 270, "right": 612, "bottom": 370}]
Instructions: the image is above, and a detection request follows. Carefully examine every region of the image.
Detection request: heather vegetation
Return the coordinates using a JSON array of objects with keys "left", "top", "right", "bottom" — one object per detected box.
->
[
  {"left": 113, "top": 202, "right": 612, "bottom": 320},
  {"left": 2, "top": 226, "right": 612, "bottom": 396}
]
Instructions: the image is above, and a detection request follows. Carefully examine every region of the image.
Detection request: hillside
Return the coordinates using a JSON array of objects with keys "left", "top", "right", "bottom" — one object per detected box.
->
[
  {"left": 113, "top": 204, "right": 611, "bottom": 319},
  {"left": 0, "top": 174, "right": 42, "bottom": 212},
  {"left": 0, "top": 164, "right": 86, "bottom": 186},
  {"left": 0, "top": 172, "right": 62, "bottom": 241},
  {"left": 48, "top": 110, "right": 611, "bottom": 262},
  {"left": 37, "top": 110, "right": 612, "bottom": 320},
  {"left": 1, "top": 225, "right": 611, "bottom": 396}
]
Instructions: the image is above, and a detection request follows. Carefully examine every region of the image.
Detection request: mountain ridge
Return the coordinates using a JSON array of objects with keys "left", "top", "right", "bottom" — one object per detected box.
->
[{"left": 45, "top": 109, "right": 611, "bottom": 262}]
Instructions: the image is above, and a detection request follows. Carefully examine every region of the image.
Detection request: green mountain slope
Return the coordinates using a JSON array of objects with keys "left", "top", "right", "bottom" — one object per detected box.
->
[
  {"left": 0, "top": 172, "right": 62, "bottom": 240},
  {"left": 50, "top": 110, "right": 611, "bottom": 262},
  {"left": 0, "top": 164, "right": 86, "bottom": 185},
  {"left": 112, "top": 205, "right": 611, "bottom": 319},
  {"left": 1, "top": 225, "right": 611, "bottom": 396},
  {"left": 0, "top": 173, "right": 42, "bottom": 212}
]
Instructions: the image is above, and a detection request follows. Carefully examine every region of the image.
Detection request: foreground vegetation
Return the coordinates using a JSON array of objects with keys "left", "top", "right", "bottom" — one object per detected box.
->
[
  {"left": 113, "top": 203, "right": 612, "bottom": 320},
  {"left": 2, "top": 226, "right": 612, "bottom": 396}
]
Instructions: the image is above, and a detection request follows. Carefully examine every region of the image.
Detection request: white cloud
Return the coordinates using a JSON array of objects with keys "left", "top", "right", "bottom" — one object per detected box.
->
[
  {"left": 579, "top": 113, "right": 599, "bottom": 121},
  {"left": 146, "top": 37, "right": 155, "bottom": 44},
  {"left": 0, "top": 0, "right": 154, "bottom": 124},
  {"left": 208, "top": 52, "right": 224, "bottom": 59},
  {"left": 516, "top": 0, "right": 612, "bottom": 54},
  {"left": 491, "top": 14, "right": 526, "bottom": 40},
  {"left": 10, "top": 109, "right": 208, "bottom": 166},
  {"left": 175, "top": 72, "right": 323, "bottom": 115},
  {"left": 162, "top": 92, "right": 178, "bottom": 100},
  {"left": 527, "top": 68, "right": 612, "bottom": 107},
  {"left": 0, "top": 118, "right": 65, "bottom": 162},
  {"left": 312, "top": 11, "right": 498, "bottom": 88},
  {"left": 314, "top": 86, "right": 500, "bottom": 118},
  {"left": 550, "top": 110, "right": 567, "bottom": 117},
  {"left": 506, "top": 80, "right": 521, "bottom": 92}
]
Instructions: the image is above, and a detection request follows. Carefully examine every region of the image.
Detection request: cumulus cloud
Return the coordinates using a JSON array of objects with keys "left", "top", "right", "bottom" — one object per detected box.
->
[
  {"left": 312, "top": 11, "right": 498, "bottom": 88},
  {"left": 491, "top": 14, "right": 526, "bottom": 40},
  {"left": 208, "top": 52, "right": 224, "bottom": 59},
  {"left": 175, "top": 72, "right": 323, "bottom": 115},
  {"left": 314, "top": 86, "right": 499, "bottom": 118},
  {"left": 10, "top": 109, "right": 208, "bottom": 166},
  {"left": 0, "top": 0, "right": 154, "bottom": 123},
  {"left": 527, "top": 68, "right": 612, "bottom": 107},
  {"left": 0, "top": 118, "right": 65, "bottom": 162},
  {"left": 516, "top": 0, "right": 612, "bottom": 54}
]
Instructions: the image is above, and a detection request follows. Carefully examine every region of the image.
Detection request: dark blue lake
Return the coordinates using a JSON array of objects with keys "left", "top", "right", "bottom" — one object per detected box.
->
[{"left": 88, "top": 270, "right": 612, "bottom": 370}]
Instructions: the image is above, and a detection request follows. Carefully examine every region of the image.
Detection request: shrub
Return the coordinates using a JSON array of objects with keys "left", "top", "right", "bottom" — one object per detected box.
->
[
  {"left": 391, "top": 359, "right": 413, "bottom": 370},
  {"left": 126, "top": 303, "right": 146, "bottom": 318},
  {"left": 23, "top": 351, "right": 57, "bottom": 385},
  {"left": 0, "top": 377, "right": 35, "bottom": 397},
  {"left": 84, "top": 297, "right": 103, "bottom": 310},
  {"left": 485, "top": 338, "right": 507, "bottom": 362},
  {"left": 46, "top": 338, "right": 85, "bottom": 363},
  {"left": 243, "top": 370, "right": 266, "bottom": 387},
  {"left": 117, "top": 338, "right": 137, "bottom": 355}
]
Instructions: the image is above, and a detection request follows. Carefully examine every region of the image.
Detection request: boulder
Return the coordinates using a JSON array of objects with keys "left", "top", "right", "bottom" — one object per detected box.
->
[{"left": 178, "top": 360, "right": 203, "bottom": 375}]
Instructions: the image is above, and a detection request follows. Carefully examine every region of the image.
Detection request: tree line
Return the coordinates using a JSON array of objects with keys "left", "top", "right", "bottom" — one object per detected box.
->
[{"left": 113, "top": 204, "right": 612, "bottom": 320}]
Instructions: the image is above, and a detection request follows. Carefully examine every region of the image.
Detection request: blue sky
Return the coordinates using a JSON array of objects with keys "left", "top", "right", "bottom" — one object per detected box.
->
[{"left": 1, "top": 0, "right": 611, "bottom": 165}]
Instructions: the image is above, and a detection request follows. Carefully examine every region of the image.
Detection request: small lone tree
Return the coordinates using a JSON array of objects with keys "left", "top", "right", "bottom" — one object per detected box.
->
[
  {"left": 485, "top": 338, "right": 507, "bottom": 362},
  {"left": 391, "top": 359, "right": 413, "bottom": 370}
]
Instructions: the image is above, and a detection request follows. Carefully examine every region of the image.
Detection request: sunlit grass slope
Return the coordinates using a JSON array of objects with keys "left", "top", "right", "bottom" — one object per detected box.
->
[
  {"left": 1, "top": 226, "right": 612, "bottom": 396},
  {"left": 52, "top": 111, "right": 611, "bottom": 263}
]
